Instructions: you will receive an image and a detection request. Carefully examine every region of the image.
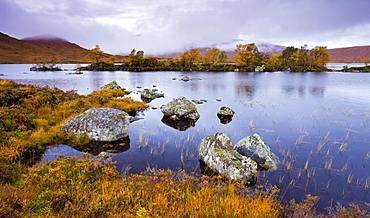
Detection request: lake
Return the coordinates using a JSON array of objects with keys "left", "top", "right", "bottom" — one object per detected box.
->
[{"left": 1, "top": 63, "right": 369, "bottom": 210}]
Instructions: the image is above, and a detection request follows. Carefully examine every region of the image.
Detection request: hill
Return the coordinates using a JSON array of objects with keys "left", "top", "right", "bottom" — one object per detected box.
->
[
  {"left": 0, "top": 32, "right": 127, "bottom": 64},
  {"left": 328, "top": 46, "right": 370, "bottom": 62}
]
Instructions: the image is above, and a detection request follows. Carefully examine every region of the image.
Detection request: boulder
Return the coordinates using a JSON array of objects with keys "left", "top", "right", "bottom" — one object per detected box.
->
[
  {"left": 141, "top": 88, "right": 164, "bottom": 99},
  {"left": 198, "top": 132, "right": 258, "bottom": 182},
  {"left": 160, "top": 96, "right": 200, "bottom": 120},
  {"left": 234, "top": 134, "right": 277, "bottom": 170},
  {"left": 101, "top": 81, "right": 122, "bottom": 90},
  {"left": 61, "top": 108, "right": 130, "bottom": 142},
  {"left": 181, "top": 76, "right": 190, "bottom": 81},
  {"left": 217, "top": 106, "right": 235, "bottom": 116}
]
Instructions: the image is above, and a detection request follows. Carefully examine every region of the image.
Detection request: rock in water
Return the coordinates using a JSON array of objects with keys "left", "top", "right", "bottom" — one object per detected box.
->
[
  {"left": 198, "top": 132, "right": 258, "bottom": 182},
  {"left": 217, "top": 106, "right": 235, "bottom": 116},
  {"left": 234, "top": 134, "right": 277, "bottom": 170},
  {"left": 61, "top": 108, "right": 130, "bottom": 142},
  {"left": 101, "top": 81, "right": 122, "bottom": 90},
  {"left": 160, "top": 96, "right": 200, "bottom": 120},
  {"left": 141, "top": 88, "right": 164, "bottom": 99}
]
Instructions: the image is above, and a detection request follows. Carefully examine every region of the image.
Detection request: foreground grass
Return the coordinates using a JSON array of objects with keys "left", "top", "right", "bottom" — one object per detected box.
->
[{"left": 1, "top": 156, "right": 281, "bottom": 217}]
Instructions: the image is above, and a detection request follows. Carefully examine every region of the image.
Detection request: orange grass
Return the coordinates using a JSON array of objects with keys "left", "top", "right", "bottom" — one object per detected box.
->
[
  {"left": 0, "top": 79, "right": 146, "bottom": 181},
  {"left": 1, "top": 156, "right": 281, "bottom": 217}
]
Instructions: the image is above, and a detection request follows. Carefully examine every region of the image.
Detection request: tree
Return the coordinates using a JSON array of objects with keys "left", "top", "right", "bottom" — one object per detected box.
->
[
  {"left": 280, "top": 46, "right": 299, "bottom": 68},
  {"left": 179, "top": 49, "right": 202, "bottom": 64},
  {"left": 204, "top": 47, "right": 221, "bottom": 63},
  {"left": 234, "top": 43, "right": 259, "bottom": 67},
  {"left": 219, "top": 51, "right": 228, "bottom": 63},
  {"left": 310, "top": 46, "right": 330, "bottom": 68},
  {"left": 89, "top": 45, "right": 104, "bottom": 63}
]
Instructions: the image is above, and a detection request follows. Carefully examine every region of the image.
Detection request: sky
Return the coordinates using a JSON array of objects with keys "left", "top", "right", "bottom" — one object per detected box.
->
[{"left": 1, "top": 0, "right": 370, "bottom": 55}]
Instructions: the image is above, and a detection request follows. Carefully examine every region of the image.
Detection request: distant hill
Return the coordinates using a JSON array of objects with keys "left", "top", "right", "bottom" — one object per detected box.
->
[
  {"left": 328, "top": 46, "right": 370, "bottom": 63},
  {"left": 0, "top": 32, "right": 127, "bottom": 64}
]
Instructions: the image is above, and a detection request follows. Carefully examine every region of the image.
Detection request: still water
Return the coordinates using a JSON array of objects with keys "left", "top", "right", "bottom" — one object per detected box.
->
[{"left": 1, "top": 64, "right": 370, "bottom": 210}]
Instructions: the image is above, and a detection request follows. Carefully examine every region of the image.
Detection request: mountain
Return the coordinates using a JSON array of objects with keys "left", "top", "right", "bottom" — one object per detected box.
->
[
  {"left": 0, "top": 32, "right": 127, "bottom": 64},
  {"left": 327, "top": 46, "right": 370, "bottom": 62}
]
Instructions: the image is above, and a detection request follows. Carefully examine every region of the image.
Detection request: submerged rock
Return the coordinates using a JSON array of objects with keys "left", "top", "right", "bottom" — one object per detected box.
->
[
  {"left": 234, "top": 134, "right": 277, "bottom": 170},
  {"left": 160, "top": 96, "right": 200, "bottom": 120},
  {"left": 198, "top": 132, "right": 258, "bottom": 182},
  {"left": 61, "top": 108, "right": 130, "bottom": 142}
]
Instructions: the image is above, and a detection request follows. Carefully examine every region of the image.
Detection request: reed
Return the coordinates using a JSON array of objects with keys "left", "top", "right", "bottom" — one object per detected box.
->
[
  {"left": 324, "top": 158, "right": 333, "bottom": 171},
  {"left": 304, "top": 156, "right": 311, "bottom": 171},
  {"left": 347, "top": 173, "right": 354, "bottom": 185}
]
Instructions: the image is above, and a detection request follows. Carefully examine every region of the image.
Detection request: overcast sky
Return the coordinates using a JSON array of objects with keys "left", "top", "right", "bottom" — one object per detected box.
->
[{"left": 1, "top": 0, "right": 370, "bottom": 55}]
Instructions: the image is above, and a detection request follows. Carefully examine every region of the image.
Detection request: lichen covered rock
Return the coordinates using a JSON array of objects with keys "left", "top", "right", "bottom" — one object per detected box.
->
[
  {"left": 61, "top": 108, "right": 130, "bottom": 142},
  {"left": 198, "top": 132, "right": 258, "bottom": 182},
  {"left": 160, "top": 96, "right": 200, "bottom": 120},
  {"left": 141, "top": 88, "right": 164, "bottom": 99},
  {"left": 100, "top": 81, "right": 122, "bottom": 90},
  {"left": 217, "top": 106, "right": 235, "bottom": 116},
  {"left": 234, "top": 134, "right": 277, "bottom": 170}
]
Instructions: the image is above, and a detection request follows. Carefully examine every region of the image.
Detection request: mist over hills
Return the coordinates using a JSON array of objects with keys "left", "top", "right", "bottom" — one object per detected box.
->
[{"left": 0, "top": 32, "right": 369, "bottom": 64}]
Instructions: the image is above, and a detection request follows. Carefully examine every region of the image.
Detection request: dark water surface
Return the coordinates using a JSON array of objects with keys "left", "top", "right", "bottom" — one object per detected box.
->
[{"left": 1, "top": 64, "right": 370, "bottom": 210}]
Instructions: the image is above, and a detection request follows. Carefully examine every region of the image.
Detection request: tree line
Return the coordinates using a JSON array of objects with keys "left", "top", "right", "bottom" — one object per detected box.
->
[{"left": 82, "top": 43, "right": 330, "bottom": 72}]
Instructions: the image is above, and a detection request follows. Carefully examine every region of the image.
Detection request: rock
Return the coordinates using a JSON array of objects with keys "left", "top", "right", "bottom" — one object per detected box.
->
[
  {"left": 101, "top": 81, "right": 122, "bottom": 90},
  {"left": 61, "top": 108, "right": 130, "bottom": 142},
  {"left": 141, "top": 88, "right": 164, "bottom": 99},
  {"left": 234, "top": 134, "right": 277, "bottom": 170},
  {"left": 181, "top": 76, "right": 190, "bottom": 81},
  {"left": 192, "top": 100, "right": 204, "bottom": 105},
  {"left": 198, "top": 132, "right": 258, "bottom": 182},
  {"left": 255, "top": 65, "right": 265, "bottom": 72},
  {"left": 160, "top": 96, "right": 200, "bottom": 120},
  {"left": 217, "top": 106, "right": 235, "bottom": 116}
]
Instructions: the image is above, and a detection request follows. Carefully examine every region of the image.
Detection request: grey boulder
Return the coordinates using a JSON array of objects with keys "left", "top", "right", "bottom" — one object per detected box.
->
[
  {"left": 234, "top": 134, "right": 277, "bottom": 170},
  {"left": 198, "top": 132, "right": 258, "bottom": 182},
  {"left": 141, "top": 88, "right": 164, "bottom": 99},
  {"left": 160, "top": 96, "right": 200, "bottom": 120},
  {"left": 61, "top": 108, "right": 130, "bottom": 142}
]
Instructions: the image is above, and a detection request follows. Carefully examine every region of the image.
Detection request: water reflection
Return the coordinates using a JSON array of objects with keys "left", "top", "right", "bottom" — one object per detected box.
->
[
  {"left": 161, "top": 116, "right": 198, "bottom": 131},
  {"left": 217, "top": 114, "right": 233, "bottom": 124},
  {"left": 72, "top": 137, "right": 130, "bottom": 156}
]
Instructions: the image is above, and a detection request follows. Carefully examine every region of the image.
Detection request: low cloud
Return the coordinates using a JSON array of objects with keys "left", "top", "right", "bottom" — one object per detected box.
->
[{"left": 1, "top": 0, "right": 370, "bottom": 55}]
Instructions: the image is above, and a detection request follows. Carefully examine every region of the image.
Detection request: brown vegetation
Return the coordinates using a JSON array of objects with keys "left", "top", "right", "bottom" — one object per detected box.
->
[
  {"left": 328, "top": 46, "right": 370, "bottom": 63},
  {"left": 0, "top": 32, "right": 128, "bottom": 64}
]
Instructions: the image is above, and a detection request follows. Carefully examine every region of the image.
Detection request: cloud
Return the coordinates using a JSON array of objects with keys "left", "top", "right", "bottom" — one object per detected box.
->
[{"left": 1, "top": 0, "right": 370, "bottom": 55}]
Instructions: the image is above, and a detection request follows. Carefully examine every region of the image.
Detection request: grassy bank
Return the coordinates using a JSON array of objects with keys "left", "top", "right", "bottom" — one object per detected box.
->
[{"left": 0, "top": 79, "right": 147, "bottom": 181}]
